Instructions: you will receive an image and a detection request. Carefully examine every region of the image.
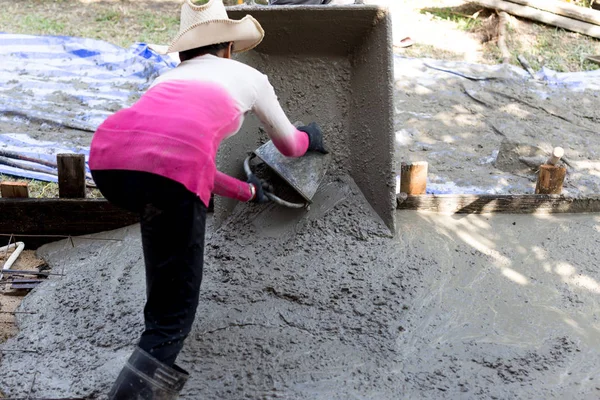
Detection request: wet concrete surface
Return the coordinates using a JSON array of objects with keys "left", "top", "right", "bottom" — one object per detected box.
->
[
  {"left": 220, "top": 5, "right": 396, "bottom": 230},
  {"left": 1, "top": 177, "right": 600, "bottom": 399}
]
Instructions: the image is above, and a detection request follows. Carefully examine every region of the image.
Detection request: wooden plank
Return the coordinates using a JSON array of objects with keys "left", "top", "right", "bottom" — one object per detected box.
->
[
  {"left": 0, "top": 198, "right": 138, "bottom": 248},
  {"left": 506, "top": 0, "right": 600, "bottom": 26},
  {"left": 474, "top": 0, "right": 600, "bottom": 39},
  {"left": 397, "top": 194, "right": 600, "bottom": 214},
  {"left": 57, "top": 154, "right": 86, "bottom": 199},
  {"left": 0, "top": 182, "right": 29, "bottom": 198}
]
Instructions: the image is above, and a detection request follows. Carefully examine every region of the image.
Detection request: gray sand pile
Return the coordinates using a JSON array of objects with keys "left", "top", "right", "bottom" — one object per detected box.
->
[{"left": 2, "top": 177, "right": 600, "bottom": 399}]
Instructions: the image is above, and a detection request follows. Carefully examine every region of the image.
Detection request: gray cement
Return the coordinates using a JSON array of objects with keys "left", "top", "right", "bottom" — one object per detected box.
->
[
  {"left": 221, "top": 5, "right": 396, "bottom": 231},
  {"left": 2, "top": 176, "right": 600, "bottom": 399}
]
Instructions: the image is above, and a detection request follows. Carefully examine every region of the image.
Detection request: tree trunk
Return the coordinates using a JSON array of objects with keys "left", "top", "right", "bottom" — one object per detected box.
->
[
  {"left": 473, "top": 0, "right": 600, "bottom": 39},
  {"left": 506, "top": 0, "right": 600, "bottom": 26}
]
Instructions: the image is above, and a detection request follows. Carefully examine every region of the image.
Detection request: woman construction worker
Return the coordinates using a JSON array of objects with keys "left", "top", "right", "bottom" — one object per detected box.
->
[{"left": 89, "top": 0, "right": 327, "bottom": 398}]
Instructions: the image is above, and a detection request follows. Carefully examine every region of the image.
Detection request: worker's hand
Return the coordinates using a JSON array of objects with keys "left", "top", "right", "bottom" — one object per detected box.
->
[
  {"left": 247, "top": 174, "right": 269, "bottom": 203},
  {"left": 298, "top": 122, "right": 328, "bottom": 154}
]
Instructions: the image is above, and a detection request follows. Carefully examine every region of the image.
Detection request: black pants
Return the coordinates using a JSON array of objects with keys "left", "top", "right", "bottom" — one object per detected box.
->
[{"left": 92, "top": 170, "right": 207, "bottom": 366}]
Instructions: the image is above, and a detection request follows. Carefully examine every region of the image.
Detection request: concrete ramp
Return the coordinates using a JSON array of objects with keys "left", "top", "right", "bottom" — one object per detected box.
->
[{"left": 217, "top": 5, "right": 396, "bottom": 231}]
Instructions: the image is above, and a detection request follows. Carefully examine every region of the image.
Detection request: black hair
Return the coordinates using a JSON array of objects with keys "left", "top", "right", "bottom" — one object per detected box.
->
[{"left": 179, "top": 42, "right": 232, "bottom": 62}]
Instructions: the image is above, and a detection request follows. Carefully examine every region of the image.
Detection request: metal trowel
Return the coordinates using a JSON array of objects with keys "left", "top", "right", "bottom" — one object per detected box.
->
[{"left": 246, "top": 140, "right": 331, "bottom": 208}]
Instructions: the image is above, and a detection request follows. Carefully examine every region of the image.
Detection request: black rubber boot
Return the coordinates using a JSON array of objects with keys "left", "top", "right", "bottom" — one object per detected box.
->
[{"left": 109, "top": 347, "right": 189, "bottom": 400}]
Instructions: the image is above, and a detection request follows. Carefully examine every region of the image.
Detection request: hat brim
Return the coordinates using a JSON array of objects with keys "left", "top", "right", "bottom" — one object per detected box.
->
[{"left": 163, "top": 15, "right": 264, "bottom": 55}]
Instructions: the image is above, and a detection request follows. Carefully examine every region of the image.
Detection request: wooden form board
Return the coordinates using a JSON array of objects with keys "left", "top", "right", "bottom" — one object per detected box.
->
[
  {"left": 0, "top": 198, "right": 138, "bottom": 248},
  {"left": 397, "top": 194, "right": 600, "bottom": 214}
]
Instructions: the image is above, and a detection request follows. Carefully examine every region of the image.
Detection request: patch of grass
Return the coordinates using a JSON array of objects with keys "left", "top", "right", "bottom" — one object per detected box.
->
[
  {"left": 21, "top": 15, "right": 65, "bottom": 34},
  {"left": 401, "top": 43, "right": 465, "bottom": 61},
  {"left": 95, "top": 10, "right": 122, "bottom": 23},
  {"left": 136, "top": 12, "right": 179, "bottom": 45},
  {"left": 422, "top": 7, "right": 483, "bottom": 32},
  {"left": 418, "top": 4, "right": 600, "bottom": 73},
  {"left": 502, "top": 22, "right": 600, "bottom": 72},
  {"left": 0, "top": 1, "right": 180, "bottom": 48},
  {"left": 0, "top": 174, "right": 102, "bottom": 199},
  {"left": 570, "top": 0, "right": 596, "bottom": 7}
]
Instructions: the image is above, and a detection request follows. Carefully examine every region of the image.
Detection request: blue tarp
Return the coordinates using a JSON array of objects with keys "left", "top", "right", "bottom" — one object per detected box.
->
[
  {"left": 1, "top": 33, "right": 598, "bottom": 184},
  {"left": 0, "top": 33, "right": 177, "bottom": 182}
]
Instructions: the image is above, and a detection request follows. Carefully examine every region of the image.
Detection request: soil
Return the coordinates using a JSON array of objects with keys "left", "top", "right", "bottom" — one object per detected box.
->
[
  {"left": 393, "top": 57, "right": 600, "bottom": 197},
  {"left": 0, "top": 248, "right": 48, "bottom": 400},
  {"left": 1, "top": 183, "right": 600, "bottom": 398},
  {"left": 0, "top": 249, "right": 47, "bottom": 341}
]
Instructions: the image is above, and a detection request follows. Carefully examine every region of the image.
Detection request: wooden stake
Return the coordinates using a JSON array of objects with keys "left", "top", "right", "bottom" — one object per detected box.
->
[
  {"left": 535, "top": 164, "right": 566, "bottom": 194},
  {"left": 546, "top": 146, "right": 564, "bottom": 166},
  {"left": 57, "top": 154, "right": 86, "bottom": 199},
  {"left": 497, "top": 11, "right": 511, "bottom": 64},
  {"left": 400, "top": 162, "right": 428, "bottom": 195},
  {"left": 0, "top": 181, "right": 29, "bottom": 198}
]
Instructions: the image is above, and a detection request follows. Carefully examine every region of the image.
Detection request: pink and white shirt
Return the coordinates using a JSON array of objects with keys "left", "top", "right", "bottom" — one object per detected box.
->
[{"left": 89, "top": 54, "right": 309, "bottom": 207}]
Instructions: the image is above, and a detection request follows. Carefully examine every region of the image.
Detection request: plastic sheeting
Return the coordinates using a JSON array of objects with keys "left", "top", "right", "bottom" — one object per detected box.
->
[
  {"left": 0, "top": 33, "right": 177, "bottom": 182},
  {"left": 397, "top": 57, "right": 600, "bottom": 91},
  {"left": 1, "top": 34, "right": 598, "bottom": 185}
]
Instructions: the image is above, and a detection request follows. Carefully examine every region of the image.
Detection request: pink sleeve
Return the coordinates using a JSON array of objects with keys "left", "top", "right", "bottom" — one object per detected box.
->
[
  {"left": 271, "top": 128, "right": 309, "bottom": 158},
  {"left": 213, "top": 171, "right": 253, "bottom": 202},
  {"left": 252, "top": 74, "right": 309, "bottom": 158}
]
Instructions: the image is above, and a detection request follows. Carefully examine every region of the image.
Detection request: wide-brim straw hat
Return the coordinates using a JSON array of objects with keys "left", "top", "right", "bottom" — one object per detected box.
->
[{"left": 163, "top": 0, "right": 264, "bottom": 54}]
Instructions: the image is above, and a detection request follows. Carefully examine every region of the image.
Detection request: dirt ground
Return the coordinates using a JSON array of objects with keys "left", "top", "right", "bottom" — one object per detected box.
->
[
  {"left": 0, "top": 248, "right": 48, "bottom": 399},
  {"left": 0, "top": 249, "right": 47, "bottom": 343},
  {"left": 392, "top": 57, "right": 600, "bottom": 197},
  {"left": 383, "top": 0, "right": 600, "bottom": 72}
]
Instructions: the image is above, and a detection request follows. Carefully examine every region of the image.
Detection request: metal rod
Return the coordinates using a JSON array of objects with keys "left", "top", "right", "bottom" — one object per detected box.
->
[
  {"left": 0, "top": 349, "right": 38, "bottom": 353},
  {"left": 3, "top": 398, "right": 86, "bottom": 400},
  {"left": 1, "top": 270, "right": 63, "bottom": 276},
  {"left": 0, "top": 311, "right": 37, "bottom": 314},
  {"left": 28, "top": 370, "right": 38, "bottom": 399},
  {"left": 0, "top": 149, "right": 58, "bottom": 168},
  {"left": 0, "top": 234, "right": 122, "bottom": 242},
  {"left": 0, "top": 156, "right": 56, "bottom": 177}
]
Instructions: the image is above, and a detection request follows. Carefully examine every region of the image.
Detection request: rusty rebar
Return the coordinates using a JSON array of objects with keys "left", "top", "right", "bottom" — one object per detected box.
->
[{"left": 0, "top": 233, "right": 122, "bottom": 242}]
